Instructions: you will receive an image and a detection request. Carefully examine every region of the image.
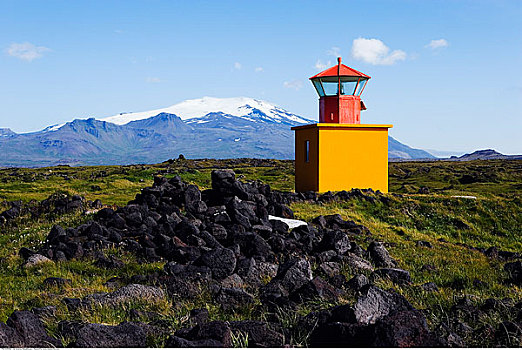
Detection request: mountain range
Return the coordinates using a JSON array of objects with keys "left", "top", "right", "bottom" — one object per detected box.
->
[{"left": 0, "top": 97, "right": 435, "bottom": 167}]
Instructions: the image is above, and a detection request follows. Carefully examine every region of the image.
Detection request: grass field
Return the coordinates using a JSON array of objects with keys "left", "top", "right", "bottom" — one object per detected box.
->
[{"left": 0, "top": 158, "right": 520, "bottom": 346}]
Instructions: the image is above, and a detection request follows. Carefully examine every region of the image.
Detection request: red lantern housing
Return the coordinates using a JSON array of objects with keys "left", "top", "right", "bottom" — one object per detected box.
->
[{"left": 309, "top": 57, "right": 370, "bottom": 124}]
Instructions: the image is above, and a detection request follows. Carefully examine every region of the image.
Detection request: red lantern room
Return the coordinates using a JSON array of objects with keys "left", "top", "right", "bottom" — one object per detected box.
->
[{"left": 309, "top": 57, "right": 370, "bottom": 124}]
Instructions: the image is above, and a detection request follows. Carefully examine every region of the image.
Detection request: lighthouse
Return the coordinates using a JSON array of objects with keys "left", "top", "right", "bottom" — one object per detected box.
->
[{"left": 291, "top": 57, "right": 392, "bottom": 193}]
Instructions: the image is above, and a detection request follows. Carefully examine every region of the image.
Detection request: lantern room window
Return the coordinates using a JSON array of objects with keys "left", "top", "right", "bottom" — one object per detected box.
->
[
  {"left": 354, "top": 79, "right": 368, "bottom": 96},
  {"left": 310, "top": 76, "right": 369, "bottom": 97},
  {"left": 312, "top": 80, "right": 325, "bottom": 97},
  {"left": 320, "top": 77, "right": 340, "bottom": 96}
]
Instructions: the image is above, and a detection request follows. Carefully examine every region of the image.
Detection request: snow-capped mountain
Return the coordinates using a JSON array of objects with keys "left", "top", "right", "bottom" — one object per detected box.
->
[
  {"left": 0, "top": 97, "right": 434, "bottom": 167},
  {"left": 101, "top": 97, "right": 311, "bottom": 126},
  {"left": 0, "top": 128, "right": 16, "bottom": 138}
]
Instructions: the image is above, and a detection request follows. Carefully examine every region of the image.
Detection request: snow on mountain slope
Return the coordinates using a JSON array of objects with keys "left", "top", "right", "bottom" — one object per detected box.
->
[{"left": 101, "top": 97, "right": 312, "bottom": 125}]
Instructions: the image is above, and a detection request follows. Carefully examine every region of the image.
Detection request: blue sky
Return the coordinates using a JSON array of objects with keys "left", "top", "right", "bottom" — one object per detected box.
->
[{"left": 1, "top": 0, "right": 521, "bottom": 154}]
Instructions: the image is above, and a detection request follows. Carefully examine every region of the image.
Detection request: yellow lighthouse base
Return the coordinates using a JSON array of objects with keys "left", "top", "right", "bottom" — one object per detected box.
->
[{"left": 291, "top": 123, "right": 393, "bottom": 193}]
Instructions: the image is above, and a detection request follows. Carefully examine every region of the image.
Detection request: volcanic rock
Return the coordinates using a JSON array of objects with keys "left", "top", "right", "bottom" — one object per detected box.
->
[
  {"left": 346, "top": 274, "right": 370, "bottom": 291},
  {"left": 23, "top": 254, "right": 53, "bottom": 269},
  {"left": 372, "top": 268, "right": 412, "bottom": 285},
  {"left": 215, "top": 287, "right": 255, "bottom": 310},
  {"left": 73, "top": 322, "right": 146, "bottom": 347},
  {"left": 353, "top": 285, "right": 414, "bottom": 325},
  {"left": 42, "top": 277, "right": 72, "bottom": 287},
  {"left": 229, "top": 320, "right": 284, "bottom": 347},
  {"left": 367, "top": 242, "right": 397, "bottom": 268},
  {"left": 195, "top": 247, "right": 236, "bottom": 280},
  {"left": 6, "top": 311, "right": 62, "bottom": 347},
  {"left": 373, "top": 310, "right": 443, "bottom": 346}
]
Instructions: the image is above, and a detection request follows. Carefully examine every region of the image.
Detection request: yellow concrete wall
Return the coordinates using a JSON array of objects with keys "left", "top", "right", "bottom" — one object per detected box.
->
[
  {"left": 318, "top": 126, "right": 389, "bottom": 192},
  {"left": 293, "top": 123, "right": 391, "bottom": 193},
  {"left": 294, "top": 127, "right": 319, "bottom": 192}
]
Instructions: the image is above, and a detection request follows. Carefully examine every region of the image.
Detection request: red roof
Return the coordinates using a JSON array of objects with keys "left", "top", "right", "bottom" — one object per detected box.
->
[{"left": 310, "top": 63, "right": 370, "bottom": 80}]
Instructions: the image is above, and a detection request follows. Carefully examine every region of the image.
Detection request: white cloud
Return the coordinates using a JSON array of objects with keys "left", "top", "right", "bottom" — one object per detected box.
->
[
  {"left": 283, "top": 80, "right": 303, "bottom": 90},
  {"left": 6, "top": 42, "right": 51, "bottom": 62},
  {"left": 234, "top": 62, "right": 242, "bottom": 70},
  {"left": 314, "top": 59, "right": 331, "bottom": 70},
  {"left": 426, "top": 39, "right": 449, "bottom": 49},
  {"left": 146, "top": 77, "right": 161, "bottom": 83},
  {"left": 351, "top": 38, "right": 406, "bottom": 65},
  {"left": 255, "top": 67, "right": 263, "bottom": 72},
  {"left": 327, "top": 46, "right": 341, "bottom": 57}
]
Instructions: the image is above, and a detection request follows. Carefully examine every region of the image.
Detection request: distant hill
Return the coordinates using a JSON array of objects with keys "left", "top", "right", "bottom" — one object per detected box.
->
[
  {"left": 452, "top": 149, "right": 522, "bottom": 161},
  {"left": 0, "top": 97, "right": 436, "bottom": 167}
]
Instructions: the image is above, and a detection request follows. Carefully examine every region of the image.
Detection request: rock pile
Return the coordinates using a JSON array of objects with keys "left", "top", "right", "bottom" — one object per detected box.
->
[
  {"left": 0, "top": 192, "right": 101, "bottom": 226},
  {"left": 31, "top": 169, "right": 372, "bottom": 267},
  {"left": 13, "top": 169, "right": 522, "bottom": 347}
]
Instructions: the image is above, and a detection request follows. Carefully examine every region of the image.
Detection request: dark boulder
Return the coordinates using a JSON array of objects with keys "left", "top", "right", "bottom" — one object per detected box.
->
[
  {"left": 340, "top": 252, "right": 374, "bottom": 273},
  {"left": 372, "top": 268, "right": 412, "bottom": 286},
  {"left": 329, "top": 274, "right": 347, "bottom": 288},
  {"left": 189, "top": 308, "right": 209, "bottom": 325},
  {"left": 6, "top": 311, "right": 62, "bottom": 347},
  {"left": 195, "top": 248, "right": 236, "bottom": 280},
  {"left": 310, "top": 322, "right": 374, "bottom": 347},
  {"left": 373, "top": 310, "right": 443, "bottom": 347},
  {"left": 94, "top": 254, "right": 125, "bottom": 269},
  {"left": 173, "top": 321, "right": 232, "bottom": 347},
  {"left": 270, "top": 258, "right": 312, "bottom": 294},
  {"left": 220, "top": 273, "right": 245, "bottom": 288},
  {"left": 318, "top": 262, "right": 341, "bottom": 278},
  {"left": 62, "top": 297, "right": 85, "bottom": 312},
  {"left": 0, "top": 322, "right": 23, "bottom": 347},
  {"left": 32, "top": 306, "right": 57, "bottom": 318},
  {"left": 323, "top": 214, "right": 349, "bottom": 229},
  {"left": 368, "top": 241, "right": 397, "bottom": 268},
  {"left": 2, "top": 206, "right": 20, "bottom": 220},
  {"left": 272, "top": 203, "right": 294, "bottom": 219},
  {"left": 311, "top": 215, "right": 327, "bottom": 229},
  {"left": 292, "top": 276, "right": 341, "bottom": 302},
  {"left": 353, "top": 285, "right": 414, "bottom": 325},
  {"left": 164, "top": 262, "right": 212, "bottom": 281},
  {"left": 236, "top": 258, "right": 278, "bottom": 287},
  {"left": 73, "top": 322, "right": 146, "bottom": 347},
  {"left": 184, "top": 185, "right": 208, "bottom": 214},
  {"left": 234, "top": 232, "right": 273, "bottom": 259},
  {"left": 319, "top": 230, "right": 351, "bottom": 254},
  {"left": 215, "top": 287, "right": 255, "bottom": 310},
  {"left": 47, "top": 225, "right": 66, "bottom": 244},
  {"left": 229, "top": 320, "right": 284, "bottom": 347},
  {"left": 166, "top": 276, "right": 201, "bottom": 299},
  {"left": 165, "top": 336, "right": 224, "bottom": 347},
  {"left": 18, "top": 247, "right": 36, "bottom": 260},
  {"left": 42, "top": 277, "right": 71, "bottom": 287},
  {"left": 270, "top": 219, "right": 289, "bottom": 234},
  {"left": 346, "top": 274, "right": 370, "bottom": 291}
]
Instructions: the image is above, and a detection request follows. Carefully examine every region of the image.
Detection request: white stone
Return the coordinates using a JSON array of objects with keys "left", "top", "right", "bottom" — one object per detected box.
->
[{"left": 268, "top": 215, "right": 308, "bottom": 230}]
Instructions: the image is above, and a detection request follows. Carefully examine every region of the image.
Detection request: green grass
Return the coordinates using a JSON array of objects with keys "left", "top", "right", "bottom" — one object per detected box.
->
[
  {"left": 0, "top": 158, "right": 520, "bottom": 346},
  {"left": 0, "top": 159, "right": 294, "bottom": 206}
]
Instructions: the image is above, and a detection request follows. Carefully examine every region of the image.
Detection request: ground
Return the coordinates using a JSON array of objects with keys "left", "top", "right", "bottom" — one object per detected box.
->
[{"left": 0, "top": 158, "right": 520, "bottom": 346}]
